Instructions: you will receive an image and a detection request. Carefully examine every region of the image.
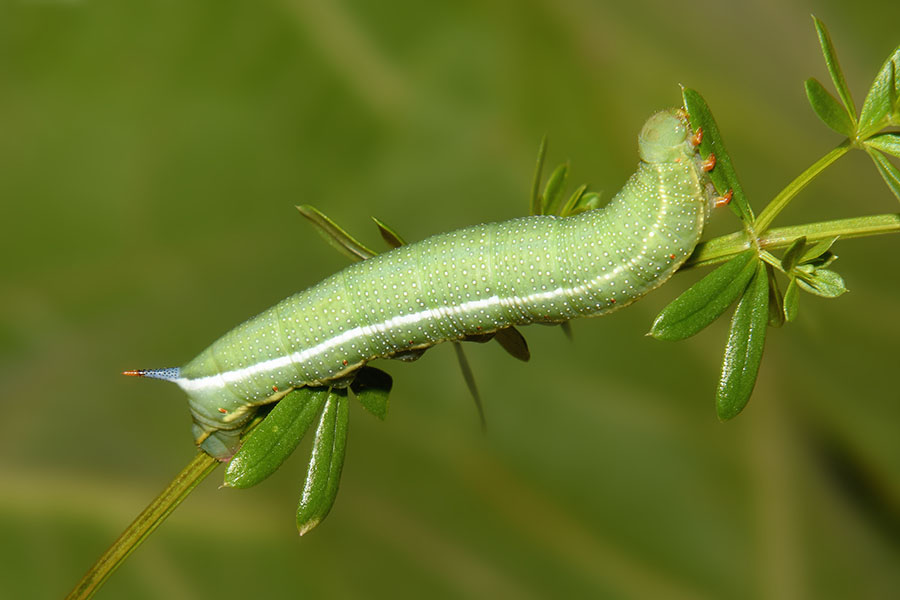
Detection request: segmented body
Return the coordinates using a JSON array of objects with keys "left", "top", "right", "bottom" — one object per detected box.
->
[{"left": 137, "top": 109, "right": 715, "bottom": 458}]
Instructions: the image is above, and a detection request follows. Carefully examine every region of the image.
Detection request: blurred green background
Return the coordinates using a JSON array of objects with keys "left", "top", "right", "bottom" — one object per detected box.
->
[{"left": 2, "top": 1, "right": 899, "bottom": 598}]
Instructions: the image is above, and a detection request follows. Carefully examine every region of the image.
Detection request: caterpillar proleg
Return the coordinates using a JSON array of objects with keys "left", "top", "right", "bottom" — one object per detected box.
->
[{"left": 127, "top": 108, "right": 717, "bottom": 459}]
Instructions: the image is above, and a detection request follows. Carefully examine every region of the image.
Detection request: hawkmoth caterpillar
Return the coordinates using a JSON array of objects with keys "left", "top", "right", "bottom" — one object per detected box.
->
[{"left": 126, "top": 108, "right": 717, "bottom": 459}]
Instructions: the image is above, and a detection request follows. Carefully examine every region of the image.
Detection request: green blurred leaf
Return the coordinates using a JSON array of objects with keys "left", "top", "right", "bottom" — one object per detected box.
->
[
  {"left": 681, "top": 87, "right": 754, "bottom": 223},
  {"left": 453, "top": 341, "right": 486, "bottom": 431},
  {"left": 297, "top": 388, "right": 349, "bottom": 536},
  {"left": 372, "top": 216, "right": 407, "bottom": 249},
  {"left": 650, "top": 250, "right": 757, "bottom": 341},
  {"left": 225, "top": 388, "right": 328, "bottom": 489},
  {"left": 865, "top": 132, "right": 900, "bottom": 159},
  {"left": 350, "top": 366, "right": 392, "bottom": 420},
  {"left": 560, "top": 320, "right": 574, "bottom": 340},
  {"left": 493, "top": 326, "right": 530, "bottom": 362},
  {"left": 531, "top": 135, "right": 548, "bottom": 215},
  {"left": 796, "top": 268, "right": 848, "bottom": 297},
  {"left": 784, "top": 277, "right": 800, "bottom": 322},
  {"left": 805, "top": 78, "right": 855, "bottom": 137},
  {"left": 716, "top": 261, "right": 768, "bottom": 421},
  {"left": 559, "top": 183, "right": 587, "bottom": 216},
  {"left": 570, "top": 192, "right": 602, "bottom": 215},
  {"left": 866, "top": 148, "right": 900, "bottom": 201},
  {"left": 780, "top": 236, "right": 807, "bottom": 272},
  {"left": 542, "top": 163, "right": 569, "bottom": 216},
  {"left": 799, "top": 236, "right": 838, "bottom": 263},
  {"left": 858, "top": 45, "right": 900, "bottom": 137},
  {"left": 297, "top": 205, "right": 375, "bottom": 261},
  {"left": 812, "top": 16, "right": 858, "bottom": 125},
  {"left": 766, "top": 264, "right": 785, "bottom": 328}
]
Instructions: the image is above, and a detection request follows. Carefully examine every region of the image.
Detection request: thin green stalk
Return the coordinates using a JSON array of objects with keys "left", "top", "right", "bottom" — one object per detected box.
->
[
  {"left": 66, "top": 452, "right": 220, "bottom": 600},
  {"left": 683, "top": 213, "right": 900, "bottom": 269},
  {"left": 755, "top": 141, "right": 852, "bottom": 233}
]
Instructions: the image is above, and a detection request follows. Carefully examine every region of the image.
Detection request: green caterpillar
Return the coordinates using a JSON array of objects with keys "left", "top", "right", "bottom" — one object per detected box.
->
[{"left": 126, "top": 108, "right": 717, "bottom": 459}]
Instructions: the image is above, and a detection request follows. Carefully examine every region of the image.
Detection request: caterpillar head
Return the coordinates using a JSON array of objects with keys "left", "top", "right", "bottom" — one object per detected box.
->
[{"left": 637, "top": 109, "right": 694, "bottom": 164}]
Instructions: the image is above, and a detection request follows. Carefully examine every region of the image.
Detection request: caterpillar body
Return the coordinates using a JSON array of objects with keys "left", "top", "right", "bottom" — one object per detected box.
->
[{"left": 128, "top": 109, "right": 716, "bottom": 459}]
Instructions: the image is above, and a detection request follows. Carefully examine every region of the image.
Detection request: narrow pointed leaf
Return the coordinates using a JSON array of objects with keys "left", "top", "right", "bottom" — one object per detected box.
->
[
  {"left": 297, "top": 388, "right": 349, "bottom": 536},
  {"left": 812, "top": 16, "right": 857, "bottom": 123},
  {"left": 350, "top": 366, "right": 392, "bottom": 420},
  {"left": 453, "top": 341, "right": 486, "bottom": 431},
  {"left": 560, "top": 321, "right": 574, "bottom": 340},
  {"left": 805, "top": 78, "right": 855, "bottom": 137},
  {"left": 796, "top": 269, "right": 847, "bottom": 297},
  {"left": 542, "top": 163, "right": 569, "bottom": 216},
  {"left": 865, "top": 133, "right": 900, "bottom": 159},
  {"left": 570, "top": 192, "right": 602, "bottom": 215},
  {"left": 225, "top": 388, "right": 329, "bottom": 489},
  {"left": 784, "top": 278, "right": 800, "bottom": 322},
  {"left": 531, "top": 136, "right": 548, "bottom": 215},
  {"left": 858, "top": 46, "right": 900, "bottom": 137},
  {"left": 800, "top": 236, "right": 838, "bottom": 264},
  {"left": 867, "top": 148, "right": 900, "bottom": 201},
  {"left": 297, "top": 205, "right": 375, "bottom": 261},
  {"left": 559, "top": 184, "right": 587, "bottom": 217},
  {"left": 372, "top": 216, "right": 407, "bottom": 249},
  {"left": 650, "top": 250, "right": 757, "bottom": 341},
  {"left": 716, "top": 262, "right": 769, "bottom": 421},
  {"left": 493, "top": 326, "right": 531, "bottom": 362},
  {"left": 682, "top": 87, "right": 754, "bottom": 223},
  {"left": 766, "top": 264, "right": 785, "bottom": 328},
  {"left": 780, "top": 236, "right": 807, "bottom": 272}
]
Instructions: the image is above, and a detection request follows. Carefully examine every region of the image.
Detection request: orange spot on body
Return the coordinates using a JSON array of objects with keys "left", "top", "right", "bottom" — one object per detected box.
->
[
  {"left": 610, "top": 298, "right": 616, "bottom": 304},
  {"left": 218, "top": 408, "right": 228, "bottom": 414},
  {"left": 342, "top": 359, "right": 349, "bottom": 366},
  {"left": 669, "top": 253, "right": 677, "bottom": 260},
  {"left": 272, "top": 386, "right": 279, "bottom": 392}
]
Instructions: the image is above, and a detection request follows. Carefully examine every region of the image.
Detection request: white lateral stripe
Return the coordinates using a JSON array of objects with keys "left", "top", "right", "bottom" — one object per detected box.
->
[{"left": 177, "top": 265, "right": 631, "bottom": 394}]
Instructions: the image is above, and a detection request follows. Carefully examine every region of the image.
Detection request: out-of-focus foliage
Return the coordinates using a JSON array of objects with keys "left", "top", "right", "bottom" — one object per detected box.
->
[{"left": 1, "top": 1, "right": 898, "bottom": 598}]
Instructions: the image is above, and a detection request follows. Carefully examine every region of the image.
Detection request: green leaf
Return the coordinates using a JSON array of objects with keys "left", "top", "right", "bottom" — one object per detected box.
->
[
  {"left": 541, "top": 163, "right": 569, "bottom": 216},
  {"left": 799, "top": 236, "right": 838, "bottom": 263},
  {"left": 559, "top": 184, "right": 587, "bottom": 216},
  {"left": 569, "top": 192, "right": 602, "bottom": 215},
  {"left": 865, "top": 133, "right": 900, "bottom": 159},
  {"left": 224, "top": 388, "right": 329, "bottom": 489},
  {"left": 716, "top": 261, "right": 769, "bottom": 421},
  {"left": 493, "top": 326, "right": 531, "bottom": 362},
  {"left": 531, "top": 136, "right": 548, "bottom": 215},
  {"left": 783, "top": 277, "right": 800, "bottom": 322},
  {"left": 650, "top": 250, "right": 757, "bottom": 341},
  {"left": 805, "top": 78, "right": 855, "bottom": 137},
  {"left": 297, "top": 388, "right": 349, "bottom": 536},
  {"left": 560, "top": 320, "right": 573, "bottom": 340},
  {"left": 812, "top": 16, "right": 858, "bottom": 125},
  {"left": 766, "top": 264, "right": 785, "bottom": 328},
  {"left": 866, "top": 148, "right": 900, "bottom": 201},
  {"left": 796, "top": 269, "right": 848, "bottom": 298},
  {"left": 297, "top": 205, "right": 375, "bottom": 261},
  {"left": 371, "top": 216, "right": 407, "bottom": 249},
  {"left": 453, "top": 342, "right": 486, "bottom": 431},
  {"left": 780, "top": 236, "right": 807, "bottom": 272},
  {"left": 350, "top": 366, "right": 392, "bottom": 420},
  {"left": 802, "top": 250, "right": 837, "bottom": 269},
  {"left": 681, "top": 87, "right": 754, "bottom": 223},
  {"left": 858, "top": 45, "right": 900, "bottom": 137}
]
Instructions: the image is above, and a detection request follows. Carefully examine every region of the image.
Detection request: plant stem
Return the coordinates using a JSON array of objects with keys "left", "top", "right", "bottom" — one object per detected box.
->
[
  {"left": 683, "top": 213, "right": 900, "bottom": 269},
  {"left": 754, "top": 140, "right": 852, "bottom": 233},
  {"left": 66, "top": 452, "right": 220, "bottom": 600}
]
